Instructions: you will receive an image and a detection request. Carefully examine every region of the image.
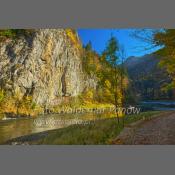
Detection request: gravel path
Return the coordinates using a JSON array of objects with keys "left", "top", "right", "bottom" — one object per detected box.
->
[{"left": 114, "top": 112, "right": 175, "bottom": 145}]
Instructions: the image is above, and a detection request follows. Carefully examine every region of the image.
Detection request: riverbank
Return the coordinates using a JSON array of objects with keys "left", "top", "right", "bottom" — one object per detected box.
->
[
  {"left": 0, "top": 102, "right": 115, "bottom": 120},
  {"left": 113, "top": 111, "right": 175, "bottom": 144},
  {"left": 5, "top": 111, "right": 166, "bottom": 145}
]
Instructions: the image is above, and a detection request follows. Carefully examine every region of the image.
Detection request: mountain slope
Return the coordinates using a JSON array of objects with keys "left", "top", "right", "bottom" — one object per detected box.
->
[{"left": 125, "top": 53, "right": 173, "bottom": 100}]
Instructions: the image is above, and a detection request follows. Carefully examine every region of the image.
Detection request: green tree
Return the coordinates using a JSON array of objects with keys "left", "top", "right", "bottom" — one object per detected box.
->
[
  {"left": 82, "top": 42, "right": 99, "bottom": 76},
  {"left": 0, "top": 29, "right": 35, "bottom": 41},
  {"left": 153, "top": 29, "right": 175, "bottom": 94},
  {"left": 101, "top": 36, "right": 122, "bottom": 122}
]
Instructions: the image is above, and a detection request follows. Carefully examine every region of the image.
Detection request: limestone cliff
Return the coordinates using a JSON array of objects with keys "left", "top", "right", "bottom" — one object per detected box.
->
[{"left": 0, "top": 29, "right": 96, "bottom": 105}]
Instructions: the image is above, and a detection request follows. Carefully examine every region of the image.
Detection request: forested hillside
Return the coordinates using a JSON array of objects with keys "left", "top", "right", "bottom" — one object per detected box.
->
[{"left": 125, "top": 53, "right": 175, "bottom": 100}]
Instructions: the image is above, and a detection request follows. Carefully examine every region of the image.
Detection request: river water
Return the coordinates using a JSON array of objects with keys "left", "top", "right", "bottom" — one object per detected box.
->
[
  {"left": 0, "top": 112, "right": 114, "bottom": 144},
  {"left": 1, "top": 101, "right": 175, "bottom": 144},
  {"left": 140, "top": 101, "right": 175, "bottom": 111}
]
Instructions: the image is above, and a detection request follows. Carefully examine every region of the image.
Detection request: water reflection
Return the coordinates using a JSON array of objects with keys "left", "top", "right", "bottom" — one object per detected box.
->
[{"left": 0, "top": 112, "right": 116, "bottom": 144}]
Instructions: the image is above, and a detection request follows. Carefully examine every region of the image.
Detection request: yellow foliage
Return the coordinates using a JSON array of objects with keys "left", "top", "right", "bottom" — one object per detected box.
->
[
  {"left": 0, "top": 90, "right": 42, "bottom": 117},
  {"left": 65, "top": 29, "right": 82, "bottom": 51},
  {"left": 116, "top": 88, "right": 122, "bottom": 106},
  {"left": 84, "top": 89, "right": 94, "bottom": 99},
  {"left": 0, "top": 89, "right": 4, "bottom": 102},
  {"left": 105, "top": 80, "right": 111, "bottom": 88}
]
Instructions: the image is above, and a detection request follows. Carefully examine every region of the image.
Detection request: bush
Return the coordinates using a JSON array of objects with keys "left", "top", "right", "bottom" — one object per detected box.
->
[
  {"left": 0, "top": 29, "right": 35, "bottom": 42},
  {"left": 0, "top": 89, "right": 42, "bottom": 117},
  {"left": 65, "top": 29, "right": 82, "bottom": 51}
]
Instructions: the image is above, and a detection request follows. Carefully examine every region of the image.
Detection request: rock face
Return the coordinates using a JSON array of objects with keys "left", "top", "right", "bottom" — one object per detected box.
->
[{"left": 0, "top": 29, "right": 96, "bottom": 105}]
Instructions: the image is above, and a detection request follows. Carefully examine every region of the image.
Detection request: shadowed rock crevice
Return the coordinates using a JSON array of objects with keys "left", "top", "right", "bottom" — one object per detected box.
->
[{"left": 61, "top": 66, "right": 67, "bottom": 96}]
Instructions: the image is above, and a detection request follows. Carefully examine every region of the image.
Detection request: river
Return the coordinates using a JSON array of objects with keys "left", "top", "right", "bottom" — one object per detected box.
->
[
  {"left": 140, "top": 100, "right": 175, "bottom": 111},
  {"left": 1, "top": 101, "right": 175, "bottom": 144},
  {"left": 0, "top": 112, "right": 114, "bottom": 144}
]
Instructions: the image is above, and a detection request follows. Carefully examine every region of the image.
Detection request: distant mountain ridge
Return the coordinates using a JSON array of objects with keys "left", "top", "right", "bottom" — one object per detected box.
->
[
  {"left": 124, "top": 53, "right": 174, "bottom": 100},
  {"left": 124, "top": 54, "right": 160, "bottom": 78}
]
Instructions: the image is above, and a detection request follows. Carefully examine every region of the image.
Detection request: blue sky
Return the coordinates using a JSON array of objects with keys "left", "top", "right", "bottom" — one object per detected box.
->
[{"left": 78, "top": 29, "right": 160, "bottom": 58}]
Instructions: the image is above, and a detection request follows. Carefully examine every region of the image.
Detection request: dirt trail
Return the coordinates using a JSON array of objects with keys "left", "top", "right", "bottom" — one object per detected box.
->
[{"left": 114, "top": 111, "right": 175, "bottom": 145}]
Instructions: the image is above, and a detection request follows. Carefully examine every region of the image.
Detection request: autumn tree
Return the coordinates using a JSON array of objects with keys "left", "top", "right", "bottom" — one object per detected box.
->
[
  {"left": 100, "top": 36, "right": 124, "bottom": 122},
  {"left": 131, "top": 29, "right": 175, "bottom": 100},
  {"left": 153, "top": 29, "right": 175, "bottom": 96},
  {"left": 82, "top": 38, "right": 128, "bottom": 112},
  {"left": 81, "top": 42, "right": 102, "bottom": 102}
]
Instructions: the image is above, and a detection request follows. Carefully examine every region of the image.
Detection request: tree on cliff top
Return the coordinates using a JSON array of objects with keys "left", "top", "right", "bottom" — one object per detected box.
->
[{"left": 0, "top": 29, "right": 35, "bottom": 41}]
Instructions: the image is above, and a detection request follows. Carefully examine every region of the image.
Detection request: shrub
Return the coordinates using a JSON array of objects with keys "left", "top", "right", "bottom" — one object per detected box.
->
[
  {"left": 0, "top": 29, "right": 35, "bottom": 42},
  {"left": 65, "top": 29, "right": 82, "bottom": 51}
]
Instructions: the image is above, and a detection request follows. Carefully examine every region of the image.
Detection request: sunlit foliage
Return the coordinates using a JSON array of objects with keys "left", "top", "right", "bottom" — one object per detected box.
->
[
  {"left": 154, "top": 29, "right": 175, "bottom": 93},
  {"left": 65, "top": 29, "right": 82, "bottom": 51},
  {"left": 0, "top": 29, "right": 35, "bottom": 41}
]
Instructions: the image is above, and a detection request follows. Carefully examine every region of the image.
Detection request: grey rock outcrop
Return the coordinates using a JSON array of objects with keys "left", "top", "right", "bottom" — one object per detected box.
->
[{"left": 0, "top": 29, "right": 96, "bottom": 105}]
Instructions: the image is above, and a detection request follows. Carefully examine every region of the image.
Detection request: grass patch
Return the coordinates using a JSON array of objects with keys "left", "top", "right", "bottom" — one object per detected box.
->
[{"left": 37, "top": 111, "right": 161, "bottom": 145}]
